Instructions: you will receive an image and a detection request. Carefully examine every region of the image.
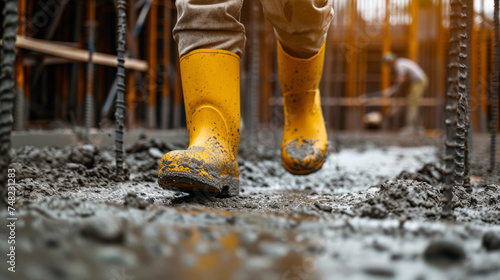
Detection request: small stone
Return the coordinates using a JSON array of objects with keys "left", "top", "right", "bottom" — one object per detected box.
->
[
  {"left": 80, "top": 215, "right": 124, "bottom": 243},
  {"left": 259, "top": 242, "right": 289, "bottom": 256},
  {"left": 9, "top": 162, "right": 22, "bottom": 171},
  {"left": 314, "top": 202, "right": 333, "bottom": 212},
  {"left": 69, "top": 145, "right": 98, "bottom": 168},
  {"left": 363, "top": 267, "right": 395, "bottom": 277},
  {"left": 423, "top": 240, "right": 466, "bottom": 267},
  {"left": 482, "top": 231, "right": 500, "bottom": 251},
  {"left": 240, "top": 230, "right": 258, "bottom": 244},
  {"left": 124, "top": 192, "right": 149, "bottom": 209},
  {"left": 95, "top": 247, "right": 137, "bottom": 266},
  {"left": 148, "top": 147, "right": 164, "bottom": 159},
  {"left": 65, "top": 163, "right": 83, "bottom": 170}
]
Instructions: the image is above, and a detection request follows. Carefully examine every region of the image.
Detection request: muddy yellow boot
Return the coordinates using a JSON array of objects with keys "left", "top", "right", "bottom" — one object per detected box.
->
[
  {"left": 278, "top": 41, "right": 327, "bottom": 175},
  {"left": 158, "top": 50, "right": 240, "bottom": 197}
]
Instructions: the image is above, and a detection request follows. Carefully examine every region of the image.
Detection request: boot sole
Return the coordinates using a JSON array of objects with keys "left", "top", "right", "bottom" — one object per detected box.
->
[
  {"left": 158, "top": 171, "right": 239, "bottom": 197},
  {"left": 282, "top": 161, "right": 325, "bottom": 175}
]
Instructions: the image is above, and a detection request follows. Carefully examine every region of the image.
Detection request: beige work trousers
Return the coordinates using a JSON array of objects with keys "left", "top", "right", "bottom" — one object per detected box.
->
[
  {"left": 405, "top": 78, "right": 428, "bottom": 131},
  {"left": 173, "top": 0, "right": 334, "bottom": 58}
]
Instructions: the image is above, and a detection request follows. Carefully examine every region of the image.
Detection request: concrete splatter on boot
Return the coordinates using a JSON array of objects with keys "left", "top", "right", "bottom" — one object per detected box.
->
[
  {"left": 158, "top": 50, "right": 240, "bottom": 197},
  {"left": 278, "top": 41, "right": 328, "bottom": 175}
]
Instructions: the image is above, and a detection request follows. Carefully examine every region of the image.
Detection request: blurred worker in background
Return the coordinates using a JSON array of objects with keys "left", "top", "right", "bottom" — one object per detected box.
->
[
  {"left": 382, "top": 52, "right": 428, "bottom": 135},
  {"left": 158, "top": 0, "right": 334, "bottom": 196}
]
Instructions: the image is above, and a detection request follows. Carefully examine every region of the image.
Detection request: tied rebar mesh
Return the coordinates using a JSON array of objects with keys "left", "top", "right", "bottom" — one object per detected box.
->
[
  {"left": 115, "top": 0, "right": 127, "bottom": 176},
  {"left": 443, "top": 0, "right": 470, "bottom": 214},
  {"left": 491, "top": 0, "right": 499, "bottom": 172},
  {"left": 0, "top": 0, "right": 18, "bottom": 204}
]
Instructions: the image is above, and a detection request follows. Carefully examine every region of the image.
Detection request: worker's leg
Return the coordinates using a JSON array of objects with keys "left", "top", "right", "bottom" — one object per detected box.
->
[
  {"left": 405, "top": 79, "right": 428, "bottom": 135},
  {"left": 173, "top": 0, "right": 246, "bottom": 57},
  {"left": 261, "top": 0, "right": 334, "bottom": 58},
  {"left": 261, "top": 0, "right": 333, "bottom": 174},
  {"left": 159, "top": 1, "right": 244, "bottom": 196}
]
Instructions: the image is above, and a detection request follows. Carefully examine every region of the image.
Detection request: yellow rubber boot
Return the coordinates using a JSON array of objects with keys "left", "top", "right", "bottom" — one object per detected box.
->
[
  {"left": 278, "top": 41, "right": 328, "bottom": 175},
  {"left": 158, "top": 49, "right": 240, "bottom": 197}
]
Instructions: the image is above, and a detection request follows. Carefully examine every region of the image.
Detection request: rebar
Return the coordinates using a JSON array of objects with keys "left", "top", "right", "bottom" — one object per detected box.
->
[
  {"left": 115, "top": 0, "right": 127, "bottom": 176},
  {"left": 0, "top": 0, "right": 19, "bottom": 204},
  {"left": 247, "top": 0, "right": 260, "bottom": 159},
  {"left": 451, "top": 0, "right": 471, "bottom": 207},
  {"left": 443, "top": 0, "right": 470, "bottom": 214},
  {"left": 491, "top": 0, "right": 499, "bottom": 172},
  {"left": 14, "top": 85, "right": 24, "bottom": 131},
  {"left": 463, "top": 0, "right": 474, "bottom": 193},
  {"left": 443, "top": 0, "right": 460, "bottom": 210},
  {"left": 85, "top": 4, "right": 96, "bottom": 139}
]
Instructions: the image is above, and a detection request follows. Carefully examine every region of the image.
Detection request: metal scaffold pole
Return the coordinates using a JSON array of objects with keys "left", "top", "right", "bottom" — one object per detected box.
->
[
  {"left": 491, "top": 0, "right": 499, "bottom": 172},
  {"left": 0, "top": 0, "right": 19, "bottom": 204},
  {"left": 116, "top": 0, "right": 127, "bottom": 177}
]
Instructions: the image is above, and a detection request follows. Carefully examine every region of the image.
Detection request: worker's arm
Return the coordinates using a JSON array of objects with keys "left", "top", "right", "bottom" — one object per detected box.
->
[{"left": 383, "top": 71, "right": 407, "bottom": 97}]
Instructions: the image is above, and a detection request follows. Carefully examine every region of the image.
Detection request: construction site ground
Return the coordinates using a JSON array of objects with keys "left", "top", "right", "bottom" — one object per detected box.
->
[{"left": 1, "top": 131, "right": 499, "bottom": 280}]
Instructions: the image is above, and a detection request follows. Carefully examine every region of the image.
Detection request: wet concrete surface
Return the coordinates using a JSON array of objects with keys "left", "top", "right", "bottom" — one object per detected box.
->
[{"left": 1, "top": 133, "right": 499, "bottom": 280}]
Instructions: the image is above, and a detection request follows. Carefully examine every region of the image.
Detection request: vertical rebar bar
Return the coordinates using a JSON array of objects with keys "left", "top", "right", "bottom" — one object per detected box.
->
[
  {"left": 443, "top": 0, "right": 468, "bottom": 214},
  {"left": 491, "top": 0, "right": 499, "bottom": 172},
  {"left": 248, "top": 0, "right": 260, "bottom": 158},
  {"left": 85, "top": 0, "right": 96, "bottom": 139},
  {"left": 453, "top": 0, "right": 470, "bottom": 191},
  {"left": 14, "top": 86, "right": 24, "bottom": 131},
  {"left": 443, "top": 0, "right": 471, "bottom": 213},
  {"left": 115, "top": 0, "right": 127, "bottom": 176},
  {"left": 0, "top": 0, "right": 19, "bottom": 204},
  {"left": 463, "top": 0, "right": 474, "bottom": 193}
]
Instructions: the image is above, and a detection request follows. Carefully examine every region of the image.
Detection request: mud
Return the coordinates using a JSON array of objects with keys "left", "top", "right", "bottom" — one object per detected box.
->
[{"left": 1, "top": 133, "right": 499, "bottom": 280}]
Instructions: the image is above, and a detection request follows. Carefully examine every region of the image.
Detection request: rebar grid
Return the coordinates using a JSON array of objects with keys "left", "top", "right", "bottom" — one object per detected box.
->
[{"left": 0, "top": 0, "right": 19, "bottom": 204}]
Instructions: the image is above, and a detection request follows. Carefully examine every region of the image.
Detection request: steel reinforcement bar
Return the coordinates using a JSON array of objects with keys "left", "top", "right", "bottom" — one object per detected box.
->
[
  {"left": 0, "top": 0, "right": 19, "bottom": 204},
  {"left": 443, "top": 0, "right": 471, "bottom": 214},
  {"left": 453, "top": 0, "right": 471, "bottom": 191},
  {"left": 443, "top": 0, "right": 461, "bottom": 212},
  {"left": 115, "top": 0, "right": 127, "bottom": 176},
  {"left": 491, "top": 0, "right": 499, "bottom": 172}
]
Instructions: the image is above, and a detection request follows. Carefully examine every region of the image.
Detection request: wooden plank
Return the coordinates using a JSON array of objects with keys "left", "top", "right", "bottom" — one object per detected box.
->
[
  {"left": 269, "top": 97, "right": 443, "bottom": 107},
  {"left": 0, "top": 36, "right": 149, "bottom": 72}
]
